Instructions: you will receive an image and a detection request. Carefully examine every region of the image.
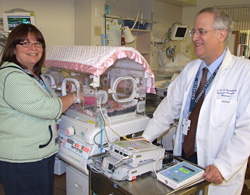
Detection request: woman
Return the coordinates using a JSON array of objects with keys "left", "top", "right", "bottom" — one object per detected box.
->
[{"left": 0, "top": 24, "right": 82, "bottom": 195}]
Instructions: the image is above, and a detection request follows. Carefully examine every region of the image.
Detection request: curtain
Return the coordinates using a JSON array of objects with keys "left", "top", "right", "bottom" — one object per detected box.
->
[
  {"left": 222, "top": 7, "right": 250, "bottom": 31},
  {"left": 222, "top": 7, "right": 250, "bottom": 57}
]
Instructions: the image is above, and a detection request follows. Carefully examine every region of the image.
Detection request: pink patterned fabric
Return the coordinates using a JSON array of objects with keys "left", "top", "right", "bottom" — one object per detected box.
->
[{"left": 45, "top": 46, "right": 155, "bottom": 93}]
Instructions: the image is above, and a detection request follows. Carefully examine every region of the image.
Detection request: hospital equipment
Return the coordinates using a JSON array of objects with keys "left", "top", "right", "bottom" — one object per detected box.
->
[
  {"left": 44, "top": 46, "right": 155, "bottom": 194},
  {"left": 3, "top": 10, "right": 36, "bottom": 34},
  {"left": 88, "top": 141, "right": 204, "bottom": 193},
  {"left": 168, "top": 23, "right": 188, "bottom": 41},
  {"left": 89, "top": 153, "right": 209, "bottom": 195},
  {"left": 122, "top": 10, "right": 143, "bottom": 43},
  {"left": 157, "top": 161, "right": 204, "bottom": 189},
  {"left": 88, "top": 140, "right": 165, "bottom": 181}
]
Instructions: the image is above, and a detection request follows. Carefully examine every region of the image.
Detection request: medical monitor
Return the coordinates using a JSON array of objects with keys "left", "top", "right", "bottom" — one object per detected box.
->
[
  {"left": 169, "top": 24, "right": 188, "bottom": 41},
  {"left": 3, "top": 12, "right": 36, "bottom": 33}
]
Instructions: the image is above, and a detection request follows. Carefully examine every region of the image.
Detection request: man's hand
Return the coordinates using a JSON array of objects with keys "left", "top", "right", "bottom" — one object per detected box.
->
[
  {"left": 131, "top": 137, "right": 150, "bottom": 142},
  {"left": 204, "top": 164, "right": 223, "bottom": 184}
]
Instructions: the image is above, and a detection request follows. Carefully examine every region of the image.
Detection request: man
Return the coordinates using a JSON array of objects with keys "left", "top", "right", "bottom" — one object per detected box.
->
[{"left": 142, "top": 7, "right": 250, "bottom": 194}]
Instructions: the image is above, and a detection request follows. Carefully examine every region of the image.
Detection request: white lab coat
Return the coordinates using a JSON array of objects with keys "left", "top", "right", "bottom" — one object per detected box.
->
[{"left": 143, "top": 49, "right": 250, "bottom": 195}]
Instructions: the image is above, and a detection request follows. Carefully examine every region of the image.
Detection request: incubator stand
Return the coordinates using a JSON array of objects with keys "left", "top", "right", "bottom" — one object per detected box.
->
[{"left": 44, "top": 46, "right": 155, "bottom": 193}]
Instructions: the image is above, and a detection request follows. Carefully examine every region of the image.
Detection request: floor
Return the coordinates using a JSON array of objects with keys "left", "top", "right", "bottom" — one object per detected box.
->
[
  {"left": 0, "top": 174, "right": 66, "bottom": 195},
  {"left": 1, "top": 167, "right": 250, "bottom": 194},
  {"left": 53, "top": 174, "right": 67, "bottom": 195}
]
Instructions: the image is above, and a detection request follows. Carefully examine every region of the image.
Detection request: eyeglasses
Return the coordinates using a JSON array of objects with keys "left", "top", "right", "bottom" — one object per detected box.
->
[
  {"left": 17, "top": 41, "right": 43, "bottom": 48},
  {"left": 189, "top": 29, "right": 218, "bottom": 37}
]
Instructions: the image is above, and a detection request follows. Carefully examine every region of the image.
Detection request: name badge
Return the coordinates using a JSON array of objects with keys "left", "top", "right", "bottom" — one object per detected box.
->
[
  {"left": 55, "top": 136, "right": 60, "bottom": 145},
  {"left": 182, "top": 119, "right": 191, "bottom": 135}
]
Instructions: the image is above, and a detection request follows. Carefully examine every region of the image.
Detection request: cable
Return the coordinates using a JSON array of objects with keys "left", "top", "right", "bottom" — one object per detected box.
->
[
  {"left": 93, "top": 130, "right": 102, "bottom": 146},
  {"left": 154, "top": 156, "right": 165, "bottom": 182},
  {"left": 99, "top": 117, "right": 103, "bottom": 153},
  {"left": 88, "top": 152, "right": 109, "bottom": 174},
  {"left": 103, "top": 113, "right": 111, "bottom": 125},
  {"left": 93, "top": 125, "right": 109, "bottom": 147},
  {"left": 88, "top": 162, "right": 104, "bottom": 174},
  {"left": 131, "top": 10, "right": 142, "bottom": 31},
  {"left": 97, "top": 97, "right": 152, "bottom": 144},
  {"left": 98, "top": 96, "right": 130, "bottom": 140},
  {"left": 106, "top": 155, "right": 134, "bottom": 173},
  {"left": 101, "top": 113, "right": 111, "bottom": 144},
  {"left": 113, "top": 155, "right": 133, "bottom": 166}
]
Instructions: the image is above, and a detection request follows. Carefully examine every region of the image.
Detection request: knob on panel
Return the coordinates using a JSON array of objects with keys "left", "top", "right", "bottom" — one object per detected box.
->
[{"left": 65, "top": 126, "right": 75, "bottom": 136}]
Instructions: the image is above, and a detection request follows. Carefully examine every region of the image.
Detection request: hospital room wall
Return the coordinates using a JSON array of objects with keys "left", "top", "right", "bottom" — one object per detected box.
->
[
  {"left": 74, "top": 0, "right": 92, "bottom": 46},
  {"left": 0, "top": 0, "right": 156, "bottom": 46},
  {"left": 152, "top": 1, "right": 183, "bottom": 71},
  {"left": 0, "top": 0, "right": 106, "bottom": 46},
  {"left": 0, "top": 0, "right": 182, "bottom": 47},
  {"left": 104, "top": 0, "right": 182, "bottom": 71},
  {"left": 0, "top": 0, "right": 183, "bottom": 71},
  {"left": 103, "top": 0, "right": 182, "bottom": 43},
  {"left": 105, "top": 0, "right": 152, "bottom": 20},
  {"left": 0, "top": 0, "right": 75, "bottom": 46},
  {"left": 74, "top": 0, "right": 105, "bottom": 46},
  {"left": 75, "top": 0, "right": 153, "bottom": 46},
  {"left": 181, "top": 0, "right": 250, "bottom": 60}
]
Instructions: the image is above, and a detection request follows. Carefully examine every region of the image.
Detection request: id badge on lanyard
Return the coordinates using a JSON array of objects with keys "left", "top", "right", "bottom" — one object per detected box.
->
[
  {"left": 182, "top": 63, "right": 220, "bottom": 136},
  {"left": 182, "top": 118, "right": 191, "bottom": 135}
]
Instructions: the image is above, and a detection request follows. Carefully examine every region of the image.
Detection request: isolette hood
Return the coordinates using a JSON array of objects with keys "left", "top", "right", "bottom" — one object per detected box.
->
[{"left": 45, "top": 46, "right": 155, "bottom": 93}]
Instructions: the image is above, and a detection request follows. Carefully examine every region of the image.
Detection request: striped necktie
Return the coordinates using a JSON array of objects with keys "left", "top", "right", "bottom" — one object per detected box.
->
[{"left": 182, "top": 68, "right": 208, "bottom": 158}]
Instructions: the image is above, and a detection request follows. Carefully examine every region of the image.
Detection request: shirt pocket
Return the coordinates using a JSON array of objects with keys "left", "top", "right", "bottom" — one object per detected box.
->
[{"left": 211, "top": 99, "right": 237, "bottom": 127}]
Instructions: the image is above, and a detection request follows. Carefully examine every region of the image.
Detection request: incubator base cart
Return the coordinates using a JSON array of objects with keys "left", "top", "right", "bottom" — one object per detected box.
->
[{"left": 44, "top": 46, "right": 156, "bottom": 194}]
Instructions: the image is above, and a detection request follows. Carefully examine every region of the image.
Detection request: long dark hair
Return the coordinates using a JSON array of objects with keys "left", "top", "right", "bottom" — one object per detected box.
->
[{"left": 0, "top": 24, "right": 46, "bottom": 76}]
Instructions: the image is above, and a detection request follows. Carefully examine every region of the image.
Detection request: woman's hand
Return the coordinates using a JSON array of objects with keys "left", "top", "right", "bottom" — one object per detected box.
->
[
  {"left": 66, "top": 83, "right": 72, "bottom": 93},
  {"left": 78, "top": 91, "right": 85, "bottom": 108},
  {"left": 60, "top": 92, "right": 77, "bottom": 112}
]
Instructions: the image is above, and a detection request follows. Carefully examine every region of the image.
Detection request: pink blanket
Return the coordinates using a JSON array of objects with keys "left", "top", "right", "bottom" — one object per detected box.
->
[{"left": 45, "top": 46, "right": 155, "bottom": 93}]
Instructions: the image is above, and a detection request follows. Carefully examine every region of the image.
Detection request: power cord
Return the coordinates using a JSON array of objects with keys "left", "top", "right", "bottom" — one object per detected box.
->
[{"left": 97, "top": 97, "right": 130, "bottom": 141}]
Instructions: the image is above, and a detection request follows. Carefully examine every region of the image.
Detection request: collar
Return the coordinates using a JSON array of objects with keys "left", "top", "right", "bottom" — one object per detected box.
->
[{"left": 201, "top": 48, "right": 227, "bottom": 74}]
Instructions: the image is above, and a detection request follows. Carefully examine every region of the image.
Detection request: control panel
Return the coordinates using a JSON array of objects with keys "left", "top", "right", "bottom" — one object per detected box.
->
[{"left": 60, "top": 132, "right": 92, "bottom": 160}]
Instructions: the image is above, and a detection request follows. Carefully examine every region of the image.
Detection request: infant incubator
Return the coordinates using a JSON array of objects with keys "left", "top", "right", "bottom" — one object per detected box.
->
[{"left": 43, "top": 46, "right": 155, "bottom": 175}]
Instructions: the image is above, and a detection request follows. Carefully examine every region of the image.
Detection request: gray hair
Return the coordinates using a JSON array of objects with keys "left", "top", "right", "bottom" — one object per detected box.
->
[{"left": 197, "top": 7, "right": 232, "bottom": 44}]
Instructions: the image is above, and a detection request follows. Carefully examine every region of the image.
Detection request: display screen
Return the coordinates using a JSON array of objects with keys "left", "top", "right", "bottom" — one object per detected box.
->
[
  {"left": 175, "top": 27, "right": 187, "bottom": 38},
  {"left": 179, "top": 167, "right": 190, "bottom": 174},
  {"left": 66, "top": 138, "right": 74, "bottom": 145},
  {"left": 7, "top": 16, "right": 31, "bottom": 31}
]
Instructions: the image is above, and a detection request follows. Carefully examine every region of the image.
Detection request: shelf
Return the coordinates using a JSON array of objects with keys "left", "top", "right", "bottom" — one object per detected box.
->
[
  {"left": 125, "top": 29, "right": 152, "bottom": 64},
  {"left": 104, "top": 15, "right": 152, "bottom": 65},
  {"left": 140, "top": 52, "right": 151, "bottom": 54},
  {"left": 104, "top": 14, "right": 153, "bottom": 24},
  {"left": 157, "top": 0, "right": 197, "bottom": 7},
  {"left": 131, "top": 29, "right": 151, "bottom": 32}
]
